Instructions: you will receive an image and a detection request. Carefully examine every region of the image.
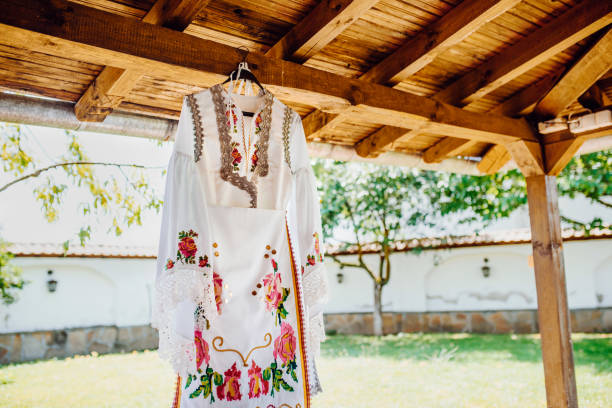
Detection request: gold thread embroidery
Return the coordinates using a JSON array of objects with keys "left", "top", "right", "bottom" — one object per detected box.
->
[
  {"left": 186, "top": 95, "right": 204, "bottom": 163},
  {"left": 210, "top": 84, "right": 273, "bottom": 208},
  {"left": 281, "top": 106, "right": 294, "bottom": 173},
  {"left": 212, "top": 332, "right": 272, "bottom": 367}
]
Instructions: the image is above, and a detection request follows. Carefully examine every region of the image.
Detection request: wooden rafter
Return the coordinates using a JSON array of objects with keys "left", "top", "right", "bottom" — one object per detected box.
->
[
  {"left": 0, "top": 0, "right": 537, "bottom": 146},
  {"left": 535, "top": 28, "right": 612, "bottom": 119},
  {"left": 477, "top": 71, "right": 566, "bottom": 174},
  {"left": 75, "top": 0, "right": 210, "bottom": 121},
  {"left": 265, "top": 0, "right": 380, "bottom": 63},
  {"left": 423, "top": 138, "right": 478, "bottom": 164},
  {"left": 359, "top": 0, "right": 521, "bottom": 85},
  {"left": 307, "top": 0, "right": 521, "bottom": 150},
  {"left": 426, "top": 0, "right": 611, "bottom": 170},
  {"left": 436, "top": 0, "right": 612, "bottom": 107},
  {"left": 325, "top": 0, "right": 522, "bottom": 156}
]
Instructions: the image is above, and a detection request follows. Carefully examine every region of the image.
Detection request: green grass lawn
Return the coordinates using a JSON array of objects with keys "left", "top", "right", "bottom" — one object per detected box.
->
[{"left": 1, "top": 333, "right": 610, "bottom": 408}]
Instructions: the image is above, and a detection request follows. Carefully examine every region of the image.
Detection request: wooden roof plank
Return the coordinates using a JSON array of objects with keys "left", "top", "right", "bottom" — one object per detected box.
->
[
  {"left": 535, "top": 28, "right": 612, "bottom": 118},
  {"left": 75, "top": 0, "right": 211, "bottom": 121},
  {"left": 265, "top": 0, "right": 380, "bottom": 63},
  {"left": 0, "top": 0, "right": 537, "bottom": 145},
  {"left": 435, "top": 0, "right": 612, "bottom": 107},
  {"left": 360, "top": 0, "right": 521, "bottom": 85},
  {"left": 313, "top": 0, "right": 522, "bottom": 156}
]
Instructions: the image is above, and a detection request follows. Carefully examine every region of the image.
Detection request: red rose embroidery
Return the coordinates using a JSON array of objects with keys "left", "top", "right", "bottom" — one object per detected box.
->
[
  {"left": 213, "top": 272, "right": 223, "bottom": 314},
  {"left": 166, "top": 259, "right": 174, "bottom": 270},
  {"left": 247, "top": 360, "right": 269, "bottom": 399},
  {"left": 194, "top": 330, "right": 210, "bottom": 370},
  {"left": 217, "top": 362, "right": 242, "bottom": 401},
  {"left": 198, "top": 255, "right": 209, "bottom": 268},
  {"left": 273, "top": 322, "right": 297, "bottom": 365},
  {"left": 262, "top": 272, "right": 282, "bottom": 312}
]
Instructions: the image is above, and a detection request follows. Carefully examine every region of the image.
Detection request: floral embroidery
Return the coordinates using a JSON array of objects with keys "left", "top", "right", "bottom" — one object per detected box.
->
[
  {"left": 230, "top": 141, "right": 242, "bottom": 171},
  {"left": 217, "top": 362, "right": 242, "bottom": 401},
  {"left": 177, "top": 230, "right": 198, "bottom": 264},
  {"left": 188, "top": 366, "right": 224, "bottom": 403},
  {"left": 213, "top": 272, "right": 223, "bottom": 314},
  {"left": 194, "top": 330, "right": 210, "bottom": 370},
  {"left": 303, "top": 232, "right": 324, "bottom": 270},
  {"left": 250, "top": 142, "right": 259, "bottom": 173},
  {"left": 248, "top": 360, "right": 269, "bottom": 399},
  {"left": 198, "top": 255, "right": 209, "bottom": 268},
  {"left": 261, "top": 256, "right": 290, "bottom": 325},
  {"left": 273, "top": 322, "right": 297, "bottom": 366},
  {"left": 165, "top": 259, "right": 174, "bottom": 270},
  {"left": 226, "top": 104, "right": 238, "bottom": 133}
]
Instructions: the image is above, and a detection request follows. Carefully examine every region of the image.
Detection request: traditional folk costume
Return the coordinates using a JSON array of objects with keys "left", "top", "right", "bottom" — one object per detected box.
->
[{"left": 152, "top": 83, "right": 328, "bottom": 408}]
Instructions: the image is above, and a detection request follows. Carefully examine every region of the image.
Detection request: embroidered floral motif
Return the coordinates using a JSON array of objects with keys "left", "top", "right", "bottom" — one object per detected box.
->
[
  {"left": 194, "top": 330, "right": 210, "bottom": 370},
  {"left": 230, "top": 141, "right": 242, "bottom": 171},
  {"left": 198, "top": 255, "right": 209, "bottom": 268},
  {"left": 260, "top": 256, "right": 290, "bottom": 325},
  {"left": 217, "top": 362, "right": 242, "bottom": 401},
  {"left": 213, "top": 272, "right": 223, "bottom": 314},
  {"left": 248, "top": 360, "right": 269, "bottom": 399},
  {"left": 226, "top": 104, "right": 238, "bottom": 133},
  {"left": 273, "top": 322, "right": 297, "bottom": 365},
  {"left": 188, "top": 366, "right": 224, "bottom": 403},
  {"left": 303, "top": 231, "right": 324, "bottom": 270},
  {"left": 250, "top": 142, "right": 259, "bottom": 173},
  {"left": 165, "top": 259, "right": 174, "bottom": 270},
  {"left": 177, "top": 229, "right": 198, "bottom": 264}
]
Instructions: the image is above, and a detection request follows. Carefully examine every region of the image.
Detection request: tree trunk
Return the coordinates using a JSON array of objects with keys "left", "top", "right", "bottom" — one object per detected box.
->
[{"left": 373, "top": 281, "right": 383, "bottom": 336}]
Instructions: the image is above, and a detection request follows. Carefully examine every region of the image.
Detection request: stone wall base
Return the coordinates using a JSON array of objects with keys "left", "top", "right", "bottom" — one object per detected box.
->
[
  {"left": 324, "top": 308, "right": 612, "bottom": 335},
  {"left": 0, "top": 324, "right": 158, "bottom": 364}
]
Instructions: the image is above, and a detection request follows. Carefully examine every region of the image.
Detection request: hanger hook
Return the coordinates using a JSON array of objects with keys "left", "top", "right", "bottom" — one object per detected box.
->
[{"left": 237, "top": 46, "right": 249, "bottom": 64}]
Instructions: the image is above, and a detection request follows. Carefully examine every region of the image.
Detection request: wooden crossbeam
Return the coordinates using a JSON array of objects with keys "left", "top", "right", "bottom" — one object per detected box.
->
[
  {"left": 0, "top": 0, "right": 536, "bottom": 145},
  {"left": 535, "top": 28, "right": 612, "bottom": 119},
  {"left": 477, "top": 144, "right": 511, "bottom": 174},
  {"left": 265, "top": 0, "right": 380, "bottom": 63},
  {"left": 75, "top": 0, "right": 210, "bottom": 121}
]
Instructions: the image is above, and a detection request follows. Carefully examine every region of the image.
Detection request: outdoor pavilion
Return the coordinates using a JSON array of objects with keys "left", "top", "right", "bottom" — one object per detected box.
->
[{"left": 0, "top": 1, "right": 611, "bottom": 407}]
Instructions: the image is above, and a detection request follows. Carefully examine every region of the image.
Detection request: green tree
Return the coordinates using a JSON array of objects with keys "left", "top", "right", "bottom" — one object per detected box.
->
[
  {"left": 0, "top": 123, "right": 165, "bottom": 304},
  {"left": 315, "top": 151, "right": 610, "bottom": 336}
]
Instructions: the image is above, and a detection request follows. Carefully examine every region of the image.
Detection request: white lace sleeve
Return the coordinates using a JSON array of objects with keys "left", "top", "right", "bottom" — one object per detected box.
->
[
  {"left": 289, "top": 112, "right": 329, "bottom": 393},
  {"left": 152, "top": 98, "right": 219, "bottom": 377}
]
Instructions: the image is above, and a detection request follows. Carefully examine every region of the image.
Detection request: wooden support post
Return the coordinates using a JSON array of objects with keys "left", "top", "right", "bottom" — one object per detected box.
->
[{"left": 525, "top": 175, "right": 578, "bottom": 408}]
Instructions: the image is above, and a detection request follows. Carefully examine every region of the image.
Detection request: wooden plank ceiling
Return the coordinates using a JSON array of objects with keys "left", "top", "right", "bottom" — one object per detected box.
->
[{"left": 0, "top": 0, "right": 611, "bottom": 175}]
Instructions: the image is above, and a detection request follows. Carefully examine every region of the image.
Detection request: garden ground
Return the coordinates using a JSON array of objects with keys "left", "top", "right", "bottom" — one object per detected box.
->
[{"left": 1, "top": 333, "right": 610, "bottom": 408}]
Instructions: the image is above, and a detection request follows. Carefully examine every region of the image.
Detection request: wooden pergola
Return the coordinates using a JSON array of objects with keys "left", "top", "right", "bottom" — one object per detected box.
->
[{"left": 0, "top": 1, "right": 611, "bottom": 406}]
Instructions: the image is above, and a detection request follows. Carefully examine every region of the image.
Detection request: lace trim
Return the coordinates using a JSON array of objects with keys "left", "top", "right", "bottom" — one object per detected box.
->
[
  {"left": 303, "top": 264, "right": 329, "bottom": 310},
  {"left": 186, "top": 95, "right": 204, "bottom": 163},
  {"left": 281, "top": 106, "right": 294, "bottom": 173},
  {"left": 152, "top": 267, "right": 217, "bottom": 377},
  {"left": 209, "top": 84, "right": 274, "bottom": 208}
]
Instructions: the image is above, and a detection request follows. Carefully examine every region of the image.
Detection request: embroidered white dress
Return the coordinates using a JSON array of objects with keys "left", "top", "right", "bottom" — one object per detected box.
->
[{"left": 152, "top": 84, "right": 328, "bottom": 408}]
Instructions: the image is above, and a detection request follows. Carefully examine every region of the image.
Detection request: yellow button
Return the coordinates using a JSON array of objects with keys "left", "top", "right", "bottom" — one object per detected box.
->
[
  {"left": 266, "top": 245, "right": 271, "bottom": 250},
  {"left": 214, "top": 251, "right": 219, "bottom": 257},
  {"left": 213, "top": 242, "right": 218, "bottom": 248}
]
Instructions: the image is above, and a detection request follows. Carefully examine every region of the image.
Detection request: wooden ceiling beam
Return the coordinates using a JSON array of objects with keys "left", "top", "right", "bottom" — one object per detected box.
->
[
  {"left": 435, "top": 0, "right": 612, "bottom": 107},
  {"left": 535, "top": 28, "right": 612, "bottom": 119},
  {"left": 75, "top": 0, "right": 210, "bottom": 121},
  {"left": 0, "top": 0, "right": 537, "bottom": 145},
  {"left": 477, "top": 144, "right": 511, "bottom": 174},
  {"left": 265, "top": 0, "right": 380, "bottom": 63},
  {"left": 360, "top": 0, "right": 520, "bottom": 85}
]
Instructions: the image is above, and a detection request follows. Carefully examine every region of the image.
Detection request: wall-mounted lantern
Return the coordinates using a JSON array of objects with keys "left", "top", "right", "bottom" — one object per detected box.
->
[
  {"left": 481, "top": 258, "right": 491, "bottom": 278},
  {"left": 46, "top": 270, "right": 58, "bottom": 293},
  {"left": 336, "top": 272, "right": 344, "bottom": 284}
]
